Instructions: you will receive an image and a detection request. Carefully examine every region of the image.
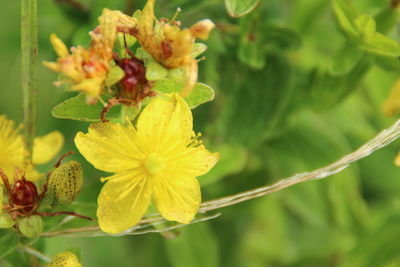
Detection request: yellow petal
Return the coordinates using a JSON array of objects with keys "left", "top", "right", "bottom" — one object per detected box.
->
[
  {"left": 167, "top": 145, "right": 220, "bottom": 178},
  {"left": 0, "top": 115, "right": 24, "bottom": 182},
  {"left": 137, "top": 94, "right": 193, "bottom": 147},
  {"left": 153, "top": 174, "right": 200, "bottom": 224},
  {"left": 71, "top": 78, "right": 103, "bottom": 97},
  {"left": 140, "top": 0, "right": 156, "bottom": 36},
  {"left": 75, "top": 122, "right": 144, "bottom": 173},
  {"left": 32, "top": 131, "right": 64, "bottom": 165},
  {"left": 42, "top": 61, "right": 60, "bottom": 72},
  {"left": 50, "top": 33, "right": 70, "bottom": 57},
  {"left": 383, "top": 79, "right": 400, "bottom": 117},
  {"left": 92, "top": 8, "right": 117, "bottom": 62},
  {"left": 97, "top": 172, "right": 152, "bottom": 234}
]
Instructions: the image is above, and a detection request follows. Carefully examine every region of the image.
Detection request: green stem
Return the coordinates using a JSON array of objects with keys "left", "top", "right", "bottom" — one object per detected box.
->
[{"left": 21, "top": 0, "right": 38, "bottom": 163}]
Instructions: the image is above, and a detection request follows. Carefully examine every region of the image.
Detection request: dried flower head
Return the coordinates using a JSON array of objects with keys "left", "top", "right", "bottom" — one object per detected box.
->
[{"left": 43, "top": 9, "right": 121, "bottom": 103}]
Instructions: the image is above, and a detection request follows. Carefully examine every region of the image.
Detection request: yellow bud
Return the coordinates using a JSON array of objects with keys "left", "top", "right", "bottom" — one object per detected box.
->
[
  {"left": 48, "top": 161, "right": 83, "bottom": 206},
  {"left": 18, "top": 215, "right": 43, "bottom": 238},
  {"left": 45, "top": 251, "right": 82, "bottom": 267},
  {"left": 190, "top": 19, "right": 215, "bottom": 39},
  {"left": 50, "top": 33, "right": 70, "bottom": 57}
]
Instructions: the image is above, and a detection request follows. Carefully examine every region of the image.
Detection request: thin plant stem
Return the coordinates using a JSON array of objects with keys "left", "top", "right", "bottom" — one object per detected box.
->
[
  {"left": 21, "top": 0, "right": 38, "bottom": 163},
  {"left": 17, "top": 245, "right": 51, "bottom": 263}
]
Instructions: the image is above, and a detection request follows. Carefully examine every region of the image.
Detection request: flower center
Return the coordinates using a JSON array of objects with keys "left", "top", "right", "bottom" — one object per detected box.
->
[{"left": 144, "top": 153, "right": 165, "bottom": 175}]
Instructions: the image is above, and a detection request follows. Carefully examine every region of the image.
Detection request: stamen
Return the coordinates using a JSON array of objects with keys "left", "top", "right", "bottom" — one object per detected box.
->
[
  {"left": 189, "top": 132, "right": 203, "bottom": 147},
  {"left": 170, "top": 7, "right": 181, "bottom": 24}
]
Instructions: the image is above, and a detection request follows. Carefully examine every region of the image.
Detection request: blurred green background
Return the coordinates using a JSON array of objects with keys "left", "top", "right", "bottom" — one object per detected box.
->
[{"left": 2, "top": 0, "right": 400, "bottom": 266}]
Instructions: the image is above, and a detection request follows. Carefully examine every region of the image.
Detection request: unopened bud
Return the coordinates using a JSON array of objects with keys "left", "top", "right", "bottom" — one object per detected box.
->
[
  {"left": 48, "top": 161, "right": 83, "bottom": 206},
  {"left": 0, "top": 213, "right": 15, "bottom": 229},
  {"left": 45, "top": 251, "right": 82, "bottom": 267},
  {"left": 190, "top": 19, "right": 215, "bottom": 39},
  {"left": 18, "top": 215, "right": 43, "bottom": 238}
]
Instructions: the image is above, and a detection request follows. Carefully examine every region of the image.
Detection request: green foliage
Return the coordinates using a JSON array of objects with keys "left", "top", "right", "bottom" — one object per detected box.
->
[
  {"left": 51, "top": 94, "right": 121, "bottom": 122},
  {"left": 18, "top": 216, "right": 43, "bottom": 239},
  {"left": 0, "top": 214, "right": 15, "bottom": 229},
  {"left": 165, "top": 223, "right": 219, "bottom": 267},
  {"left": 333, "top": 0, "right": 400, "bottom": 57},
  {"left": 106, "top": 65, "right": 125, "bottom": 86},
  {"left": 0, "top": 231, "right": 19, "bottom": 258},
  {"left": 225, "top": 0, "right": 260, "bottom": 17},
  {"left": 200, "top": 144, "right": 248, "bottom": 186},
  {"left": 2, "top": 0, "right": 400, "bottom": 265},
  {"left": 185, "top": 83, "right": 215, "bottom": 108}
]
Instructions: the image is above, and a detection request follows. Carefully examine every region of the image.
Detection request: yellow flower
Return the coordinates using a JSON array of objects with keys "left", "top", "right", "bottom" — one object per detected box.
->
[
  {"left": 137, "top": 0, "right": 214, "bottom": 69},
  {"left": 132, "top": 0, "right": 214, "bottom": 96},
  {"left": 0, "top": 115, "right": 64, "bottom": 184},
  {"left": 75, "top": 94, "right": 219, "bottom": 233},
  {"left": 45, "top": 251, "right": 82, "bottom": 267},
  {"left": 43, "top": 9, "right": 120, "bottom": 102}
]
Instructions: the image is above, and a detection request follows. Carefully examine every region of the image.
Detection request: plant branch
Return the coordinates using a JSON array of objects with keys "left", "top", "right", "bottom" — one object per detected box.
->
[
  {"left": 17, "top": 245, "right": 51, "bottom": 262},
  {"left": 41, "top": 118, "right": 400, "bottom": 237},
  {"left": 21, "top": 0, "right": 38, "bottom": 163}
]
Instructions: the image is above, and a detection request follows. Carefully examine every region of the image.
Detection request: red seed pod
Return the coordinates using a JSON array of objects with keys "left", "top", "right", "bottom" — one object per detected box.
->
[
  {"left": 11, "top": 179, "right": 38, "bottom": 212},
  {"left": 116, "top": 57, "right": 148, "bottom": 97}
]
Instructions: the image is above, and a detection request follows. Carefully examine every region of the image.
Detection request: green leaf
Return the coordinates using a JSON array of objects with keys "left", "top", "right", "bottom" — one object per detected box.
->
[
  {"left": 238, "top": 37, "right": 265, "bottom": 69},
  {"left": 115, "top": 32, "right": 136, "bottom": 52},
  {"left": 332, "top": 0, "right": 360, "bottom": 40},
  {"left": 168, "top": 67, "right": 187, "bottom": 81},
  {"left": 165, "top": 223, "right": 219, "bottom": 267},
  {"left": 153, "top": 81, "right": 215, "bottom": 108},
  {"left": 360, "top": 32, "right": 400, "bottom": 57},
  {"left": 355, "top": 14, "right": 376, "bottom": 41},
  {"left": 343, "top": 214, "right": 400, "bottom": 267},
  {"left": 106, "top": 65, "right": 125, "bottom": 86},
  {"left": 185, "top": 83, "right": 215, "bottom": 108},
  {"left": 152, "top": 79, "right": 184, "bottom": 94},
  {"left": 200, "top": 144, "right": 248, "bottom": 186},
  {"left": 217, "top": 54, "right": 294, "bottom": 147},
  {"left": 264, "top": 26, "right": 302, "bottom": 51},
  {"left": 225, "top": 0, "right": 259, "bottom": 17},
  {"left": 0, "top": 231, "right": 19, "bottom": 258},
  {"left": 192, "top": 43, "right": 208, "bottom": 58},
  {"left": 333, "top": 0, "right": 400, "bottom": 58},
  {"left": 145, "top": 61, "right": 168, "bottom": 81},
  {"left": 373, "top": 55, "right": 400, "bottom": 72},
  {"left": 51, "top": 94, "right": 121, "bottom": 122},
  {"left": 330, "top": 43, "right": 364, "bottom": 75},
  {"left": 120, "top": 104, "right": 140, "bottom": 122}
]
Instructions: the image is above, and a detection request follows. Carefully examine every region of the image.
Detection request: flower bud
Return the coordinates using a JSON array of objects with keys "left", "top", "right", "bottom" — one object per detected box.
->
[
  {"left": 18, "top": 215, "right": 43, "bottom": 238},
  {"left": 0, "top": 213, "right": 15, "bottom": 229},
  {"left": 45, "top": 251, "right": 82, "bottom": 267},
  {"left": 47, "top": 161, "right": 83, "bottom": 206}
]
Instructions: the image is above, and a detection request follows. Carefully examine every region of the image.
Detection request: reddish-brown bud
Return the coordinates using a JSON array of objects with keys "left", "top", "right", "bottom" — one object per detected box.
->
[
  {"left": 117, "top": 57, "right": 148, "bottom": 97},
  {"left": 11, "top": 179, "right": 38, "bottom": 212}
]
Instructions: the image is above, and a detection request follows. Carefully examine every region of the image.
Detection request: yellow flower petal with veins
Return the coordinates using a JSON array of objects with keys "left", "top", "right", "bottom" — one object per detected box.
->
[
  {"left": 75, "top": 93, "right": 219, "bottom": 234},
  {"left": 153, "top": 174, "right": 200, "bottom": 223},
  {"left": 0, "top": 115, "right": 63, "bottom": 184},
  {"left": 33, "top": 131, "right": 64, "bottom": 165},
  {"left": 97, "top": 172, "right": 152, "bottom": 233}
]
